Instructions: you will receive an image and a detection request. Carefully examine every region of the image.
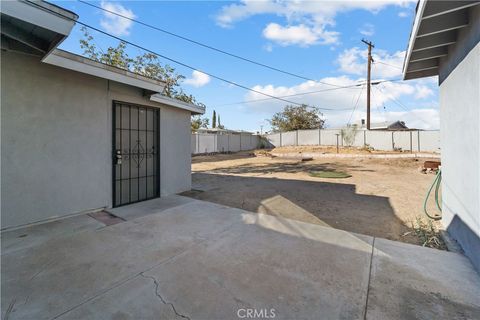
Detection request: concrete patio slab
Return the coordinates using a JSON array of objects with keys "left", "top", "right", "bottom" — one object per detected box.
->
[
  {"left": 1, "top": 214, "right": 104, "bottom": 255},
  {"left": 2, "top": 199, "right": 241, "bottom": 319},
  {"left": 142, "top": 214, "right": 373, "bottom": 320},
  {"left": 58, "top": 274, "right": 184, "bottom": 320},
  {"left": 2, "top": 196, "right": 479, "bottom": 320},
  {"left": 366, "top": 238, "right": 480, "bottom": 320},
  {"left": 107, "top": 194, "right": 195, "bottom": 221}
]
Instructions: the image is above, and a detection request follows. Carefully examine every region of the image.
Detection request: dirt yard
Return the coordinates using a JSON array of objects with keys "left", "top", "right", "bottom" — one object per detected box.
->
[{"left": 184, "top": 149, "right": 444, "bottom": 248}]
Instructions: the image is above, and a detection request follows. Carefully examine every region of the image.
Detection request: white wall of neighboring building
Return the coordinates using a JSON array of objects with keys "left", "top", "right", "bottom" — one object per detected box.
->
[
  {"left": 1, "top": 51, "right": 192, "bottom": 229},
  {"left": 439, "top": 42, "right": 480, "bottom": 270},
  {"left": 436, "top": 4, "right": 480, "bottom": 271}
]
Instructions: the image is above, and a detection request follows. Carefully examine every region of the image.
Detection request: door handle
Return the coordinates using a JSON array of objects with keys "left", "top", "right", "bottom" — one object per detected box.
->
[{"left": 115, "top": 149, "right": 122, "bottom": 165}]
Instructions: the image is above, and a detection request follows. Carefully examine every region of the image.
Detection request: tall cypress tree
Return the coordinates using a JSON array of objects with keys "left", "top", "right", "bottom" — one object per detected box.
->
[{"left": 212, "top": 110, "right": 217, "bottom": 128}]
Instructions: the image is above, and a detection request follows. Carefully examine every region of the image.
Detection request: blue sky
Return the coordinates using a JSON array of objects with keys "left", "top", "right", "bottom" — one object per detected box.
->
[{"left": 56, "top": 0, "right": 439, "bottom": 132}]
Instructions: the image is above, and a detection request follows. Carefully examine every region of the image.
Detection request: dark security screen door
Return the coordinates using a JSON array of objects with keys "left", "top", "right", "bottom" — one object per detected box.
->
[{"left": 113, "top": 101, "right": 160, "bottom": 207}]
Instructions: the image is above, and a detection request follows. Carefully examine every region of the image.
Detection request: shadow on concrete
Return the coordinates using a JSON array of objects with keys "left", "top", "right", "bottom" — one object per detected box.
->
[
  {"left": 447, "top": 214, "right": 480, "bottom": 273},
  {"left": 185, "top": 172, "right": 419, "bottom": 244}
]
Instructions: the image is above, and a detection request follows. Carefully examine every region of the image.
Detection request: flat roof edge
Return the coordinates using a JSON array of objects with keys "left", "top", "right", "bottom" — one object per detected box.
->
[
  {"left": 1, "top": 0, "right": 77, "bottom": 36},
  {"left": 150, "top": 94, "right": 206, "bottom": 115},
  {"left": 43, "top": 49, "right": 167, "bottom": 93},
  {"left": 403, "top": 0, "right": 428, "bottom": 79}
]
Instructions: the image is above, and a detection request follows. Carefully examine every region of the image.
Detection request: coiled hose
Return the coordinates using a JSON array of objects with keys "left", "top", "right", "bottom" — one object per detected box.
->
[{"left": 423, "top": 168, "right": 442, "bottom": 220}]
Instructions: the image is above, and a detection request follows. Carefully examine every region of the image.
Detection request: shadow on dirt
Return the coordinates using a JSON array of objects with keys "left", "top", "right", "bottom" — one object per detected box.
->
[
  {"left": 184, "top": 172, "right": 420, "bottom": 245},
  {"left": 195, "top": 160, "right": 376, "bottom": 175}
]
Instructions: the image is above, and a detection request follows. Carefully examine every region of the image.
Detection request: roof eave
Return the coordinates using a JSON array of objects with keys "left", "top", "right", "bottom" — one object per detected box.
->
[
  {"left": 403, "top": 1, "right": 480, "bottom": 81},
  {"left": 403, "top": 0, "right": 428, "bottom": 80},
  {"left": 150, "top": 94, "right": 206, "bottom": 115},
  {"left": 43, "top": 49, "right": 167, "bottom": 93},
  {"left": 0, "top": 0, "right": 78, "bottom": 58}
]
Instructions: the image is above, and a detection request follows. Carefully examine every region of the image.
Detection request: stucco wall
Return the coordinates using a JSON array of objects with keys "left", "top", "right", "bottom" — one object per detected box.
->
[
  {"left": 439, "top": 43, "right": 480, "bottom": 271},
  {"left": 1, "top": 51, "right": 192, "bottom": 229}
]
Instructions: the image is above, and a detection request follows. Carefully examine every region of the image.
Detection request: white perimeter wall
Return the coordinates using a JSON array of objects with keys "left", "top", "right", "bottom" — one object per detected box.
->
[
  {"left": 191, "top": 133, "right": 260, "bottom": 154},
  {"left": 265, "top": 129, "right": 439, "bottom": 152},
  {"left": 1, "top": 51, "right": 192, "bottom": 228}
]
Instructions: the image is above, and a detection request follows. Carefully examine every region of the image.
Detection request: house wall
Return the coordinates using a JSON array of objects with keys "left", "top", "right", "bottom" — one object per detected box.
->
[
  {"left": 439, "top": 41, "right": 480, "bottom": 271},
  {"left": 1, "top": 51, "right": 191, "bottom": 229}
]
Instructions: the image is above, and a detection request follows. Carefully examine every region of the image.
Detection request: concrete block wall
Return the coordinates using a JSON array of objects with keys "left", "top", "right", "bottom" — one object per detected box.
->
[
  {"left": 191, "top": 133, "right": 260, "bottom": 154},
  {"left": 321, "top": 130, "right": 342, "bottom": 146},
  {"left": 264, "top": 129, "right": 440, "bottom": 152},
  {"left": 298, "top": 129, "right": 320, "bottom": 145}
]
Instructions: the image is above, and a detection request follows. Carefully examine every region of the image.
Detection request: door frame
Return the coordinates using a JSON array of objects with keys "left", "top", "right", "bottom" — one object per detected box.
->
[{"left": 112, "top": 100, "right": 161, "bottom": 207}]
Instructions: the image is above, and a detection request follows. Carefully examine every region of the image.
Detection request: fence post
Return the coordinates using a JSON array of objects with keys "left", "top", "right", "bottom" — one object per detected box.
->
[
  {"left": 417, "top": 130, "right": 421, "bottom": 152},
  {"left": 196, "top": 133, "right": 199, "bottom": 154},
  {"left": 392, "top": 132, "right": 395, "bottom": 150},
  {"left": 296, "top": 130, "right": 299, "bottom": 146},
  {"left": 335, "top": 134, "right": 340, "bottom": 153},
  {"left": 409, "top": 131, "right": 413, "bottom": 152},
  {"left": 227, "top": 134, "right": 230, "bottom": 152},
  {"left": 318, "top": 128, "right": 321, "bottom": 146},
  {"left": 280, "top": 132, "right": 283, "bottom": 147},
  {"left": 363, "top": 130, "right": 366, "bottom": 146}
]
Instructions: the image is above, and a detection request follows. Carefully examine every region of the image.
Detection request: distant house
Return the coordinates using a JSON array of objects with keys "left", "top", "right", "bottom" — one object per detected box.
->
[
  {"left": 195, "top": 128, "right": 255, "bottom": 135},
  {"left": 370, "top": 121, "right": 409, "bottom": 130},
  {"left": 403, "top": 1, "right": 480, "bottom": 271},
  {"left": 1, "top": 1, "right": 205, "bottom": 229},
  {"left": 354, "top": 119, "right": 410, "bottom": 130}
]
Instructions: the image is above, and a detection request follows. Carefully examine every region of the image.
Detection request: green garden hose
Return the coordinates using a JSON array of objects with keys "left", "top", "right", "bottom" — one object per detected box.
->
[{"left": 423, "top": 169, "right": 442, "bottom": 220}]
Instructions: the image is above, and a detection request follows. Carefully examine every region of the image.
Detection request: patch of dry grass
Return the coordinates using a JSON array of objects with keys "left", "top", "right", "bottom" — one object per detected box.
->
[{"left": 403, "top": 216, "right": 446, "bottom": 250}]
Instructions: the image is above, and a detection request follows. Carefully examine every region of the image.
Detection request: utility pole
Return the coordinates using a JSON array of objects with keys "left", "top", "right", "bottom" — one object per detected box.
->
[{"left": 362, "top": 39, "right": 374, "bottom": 130}]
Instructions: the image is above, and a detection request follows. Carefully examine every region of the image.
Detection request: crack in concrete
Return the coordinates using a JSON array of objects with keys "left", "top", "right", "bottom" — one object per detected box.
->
[
  {"left": 30, "top": 260, "right": 55, "bottom": 281},
  {"left": 4, "top": 298, "right": 16, "bottom": 320},
  {"left": 48, "top": 218, "right": 238, "bottom": 319},
  {"left": 363, "top": 236, "right": 376, "bottom": 320},
  {"left": 140, "top": 273, "right": 191, "bottom": 320}
]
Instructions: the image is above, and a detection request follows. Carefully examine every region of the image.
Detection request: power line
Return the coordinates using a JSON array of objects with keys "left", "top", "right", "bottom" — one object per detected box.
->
[
  {"left": 26, "top": 0, "right": 325, "bottom": 110},
  {"left": 25, "top": 0, "right": 406, "bottom": 115},
  {"left": 216, "top": 84, "right": 362, "bottom": 107},
  {"left": 215, "top": 79, "right": 401, "bottom": 107},
  {"left": 374, "top": 60, "right": 403, "bottom": 70},
  {"left": 77, "top": 0, "right": 346, "bottom": 88},
  {"left": 72, "top": 22, "right": 334, "bottom": 108},
  {"left": 347, "top": 84, "right": 365, "bottom": 125},
  {"left": 373, "top": 85, "right": 433, "bottom": 127},
  {"left": 374, "top": 85, "right": 410, "bottom": 112}
]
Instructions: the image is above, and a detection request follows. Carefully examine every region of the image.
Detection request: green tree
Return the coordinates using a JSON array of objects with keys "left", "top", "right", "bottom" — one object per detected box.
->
[
  {"left": 212, "top": 110, "right": 217, "bottom": 128},
  {"left": 191, "top": 116, "right": 209, "bottom": 132},
  {"left": 269, "top": 105, "right": 325, "bottom": 132},
  {"left": 79, "top": 27, "right": 204, "bottom": 107},
  {"left": 217, "top": 115, "right": 225, "bottom": 129}
]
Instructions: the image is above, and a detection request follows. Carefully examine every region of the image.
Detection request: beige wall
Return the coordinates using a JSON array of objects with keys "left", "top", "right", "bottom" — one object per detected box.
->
[{"left": 1, "top": 51, "right": 191, "bottom": 229}]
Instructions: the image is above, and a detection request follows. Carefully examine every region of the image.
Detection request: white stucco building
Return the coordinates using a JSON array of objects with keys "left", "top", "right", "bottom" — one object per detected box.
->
[
  {"left": 1, "top": 1, "right": 204, "bottom": 228},
  {"left": 403, "top": 0, "right": 480, "bottom": 271}
]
